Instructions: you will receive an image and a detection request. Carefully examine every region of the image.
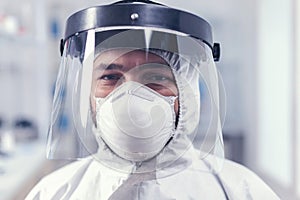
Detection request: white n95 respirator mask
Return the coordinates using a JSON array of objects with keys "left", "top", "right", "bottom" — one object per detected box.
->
[{"left": 94, "top": 81, "right": 177, "bottom": 162}]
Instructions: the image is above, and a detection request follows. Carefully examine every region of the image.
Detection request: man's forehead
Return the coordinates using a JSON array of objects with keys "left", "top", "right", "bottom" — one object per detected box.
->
[{"left": 94, "top": 49, "right": 168, "bottom": 69}]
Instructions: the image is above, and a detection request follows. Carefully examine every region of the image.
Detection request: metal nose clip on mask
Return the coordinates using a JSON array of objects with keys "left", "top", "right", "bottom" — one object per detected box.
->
[{"left": 48, "top": 0, "right": 224, "bottom": 175}]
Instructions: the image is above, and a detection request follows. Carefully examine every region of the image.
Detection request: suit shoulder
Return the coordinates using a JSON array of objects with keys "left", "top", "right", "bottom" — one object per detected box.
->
[
  {"left": 25, "top": 158, "right": 93, "bottom": 200},
  {"left": 219, "top": 159, "right": 280, "bottom": 199}
]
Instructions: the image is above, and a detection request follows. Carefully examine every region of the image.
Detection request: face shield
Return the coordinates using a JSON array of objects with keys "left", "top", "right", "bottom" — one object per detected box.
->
[{"left": 47, "top": 0, "right": 224, "bottom": 175}]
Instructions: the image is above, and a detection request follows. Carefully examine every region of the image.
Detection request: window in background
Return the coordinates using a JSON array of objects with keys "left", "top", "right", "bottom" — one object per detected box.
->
[
  {"left": 296, "top": 0, "right": 300, "bottom": 197},
  {"left": 257, "top": 0, "right": 293, "bottom": 189}
]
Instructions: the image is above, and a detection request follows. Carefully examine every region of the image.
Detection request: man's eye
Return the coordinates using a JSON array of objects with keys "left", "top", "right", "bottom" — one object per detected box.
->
[
  {"left": 150, "top": 75, "right": 167, "bottom": 81},
  {"left": 143, "top": 74, "right": 171, "bottom": 83},
  {"left": 100, "top": 74, "right": 122, "bottom": 80}
]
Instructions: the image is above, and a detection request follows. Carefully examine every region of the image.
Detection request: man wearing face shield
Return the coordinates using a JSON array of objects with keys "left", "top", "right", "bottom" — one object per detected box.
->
[{"left": 26, "top": 1, "right": 280, "bottom": 199}]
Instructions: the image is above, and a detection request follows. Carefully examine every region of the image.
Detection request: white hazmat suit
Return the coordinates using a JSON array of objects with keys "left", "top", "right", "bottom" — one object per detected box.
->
[{"left": 26, "top": 147, "right": 279, "bottom": 199}]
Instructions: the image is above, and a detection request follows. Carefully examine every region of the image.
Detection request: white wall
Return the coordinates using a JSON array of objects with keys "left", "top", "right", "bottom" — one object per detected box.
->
[
  {"left": 257, "top": 0, "right": 293, "bottom": 186},
  {"left": 255, "top": 0, "right": 300, "bottom": 199},
  {"left": 295, "top": 0, "right": 300, "bottom": 197}
]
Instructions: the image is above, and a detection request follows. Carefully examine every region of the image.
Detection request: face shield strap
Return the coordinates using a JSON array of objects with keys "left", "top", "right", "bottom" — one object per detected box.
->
[
  {"left": 213, "top": 43, "right": 221, "bottom": 61},
  {"left": 60, "top": 39, "right": 64, "bottom": 56}
]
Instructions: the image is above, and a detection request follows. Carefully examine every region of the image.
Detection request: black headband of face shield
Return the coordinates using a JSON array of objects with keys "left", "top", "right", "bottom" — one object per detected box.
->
[
  {"left": 59, "top": 1, "right": 221, "bottom": 61},
  {"left": 112, "top": 0, "right": 163, "bottom": 5},
  {"left": 63, "top": 29, "right": 181, "bottom": 63}
]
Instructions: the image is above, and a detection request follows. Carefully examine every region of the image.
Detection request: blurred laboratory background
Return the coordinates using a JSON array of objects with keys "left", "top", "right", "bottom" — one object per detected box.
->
[{"left": 0, "top": 0, "right": 299, "bottom": 199}]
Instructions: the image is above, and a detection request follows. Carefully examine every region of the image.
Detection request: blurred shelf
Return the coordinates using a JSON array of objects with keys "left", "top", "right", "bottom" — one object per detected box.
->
[
  {"left": 0, "top": 35, "right": 37, "bottom": 46},
  {"left": 0, "top": 140, "right": 46, "bottom": 200}
]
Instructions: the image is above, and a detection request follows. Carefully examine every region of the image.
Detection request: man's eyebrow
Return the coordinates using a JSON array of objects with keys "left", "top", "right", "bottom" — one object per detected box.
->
[
  {"left": 94, "top": 63, "right": 123, "bottom": 71},
  {"left": 93, "top": 62, "right": 171, "bottom": 71},
  {"left": 137, "top": 63, "right": 171, "bottom": 71}
]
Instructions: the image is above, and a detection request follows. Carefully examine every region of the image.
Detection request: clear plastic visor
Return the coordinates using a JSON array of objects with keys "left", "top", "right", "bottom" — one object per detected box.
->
[{"left": 47, "top": 28, "right": 225, "bottom": 174}]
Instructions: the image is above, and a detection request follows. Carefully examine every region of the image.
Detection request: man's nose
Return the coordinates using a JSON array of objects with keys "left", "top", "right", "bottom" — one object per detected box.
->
[{"left": 121, "top": 73, "right": 142, "bottom": 84}]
